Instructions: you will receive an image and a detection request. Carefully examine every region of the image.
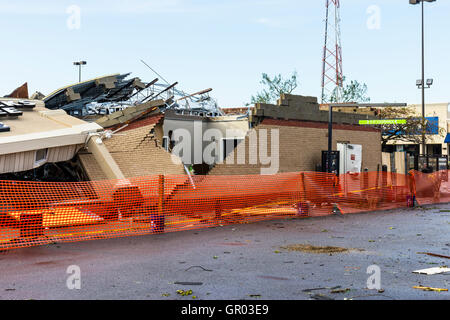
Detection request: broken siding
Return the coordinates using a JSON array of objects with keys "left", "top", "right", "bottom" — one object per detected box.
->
[{"left": 0, "top": 145, "right": 83, "bottom": 174}]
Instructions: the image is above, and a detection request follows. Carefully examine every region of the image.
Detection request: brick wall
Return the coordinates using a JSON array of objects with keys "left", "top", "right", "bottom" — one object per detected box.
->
[
  {"left": 79, "top": 123, "right": 185, "bottom": 181},
  {"left": 209, "top": 120, "right": 381, "bottom": 175}
]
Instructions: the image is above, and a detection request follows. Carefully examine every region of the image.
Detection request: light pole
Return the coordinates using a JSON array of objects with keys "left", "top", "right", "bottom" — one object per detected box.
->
[
  {"left": 409, "top": 0, "right": 436, "bottom": 155},
  {"left": 73, "top": 60, "right": 87, "bottom": 83}
]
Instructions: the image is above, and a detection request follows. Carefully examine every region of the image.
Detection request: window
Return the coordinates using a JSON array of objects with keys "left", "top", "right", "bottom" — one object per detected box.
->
[
  {"left": 35, "top": 149, "right": 48, "bottom": 165},
  {"left": 162, "top": 137, "right": 169, "bottom": 151},
  {"left": 222, "top": 139, "right": 243, "bottom": 161}
]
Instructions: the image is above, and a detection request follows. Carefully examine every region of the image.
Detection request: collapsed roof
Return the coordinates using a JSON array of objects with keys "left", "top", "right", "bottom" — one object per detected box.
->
[
  {"left": 44, "top": 73, "right": 145, "bottom": 114},
  {"left": 43, "top": 73, "right": 223, "bottom": 118}
]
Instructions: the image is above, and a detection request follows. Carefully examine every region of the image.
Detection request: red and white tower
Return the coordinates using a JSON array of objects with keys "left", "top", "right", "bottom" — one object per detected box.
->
[{"left": 321, "top": 0, "right": 344, "bottom": 103}]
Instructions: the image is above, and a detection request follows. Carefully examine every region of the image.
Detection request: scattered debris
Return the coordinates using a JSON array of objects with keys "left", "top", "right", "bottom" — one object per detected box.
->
[
  {"left": 413, "top": 267, "right": 450, "bottom": 275},
  {"left": 344, "top": 266, "right": 361, "bottom": 271},
  {"left": 310, "top": 294, "right": 334, "bottom": 300},
  {"left": 417, "top": 252, "right": 450, "bottom": 259},
  {"left": 177, "top": 289, "right": 193, "bottom": 296},
  {"left": 303, "top": 286, "right": 341, "bottom": 293},
  {"left": 248, "top": 294, "right": 261, "bottom": 298},
  {"left": 280, "top": 244, "right": 351, "bottom": 254},
  {"left": 185, "top": 266, "right": 213, "bottom": 272},
  {"left": 330, "top": 288, "right": 351, "bottom": 294},
  {"left": 303, "top": 287, "right": 327, "bottom": 293},
  {"left": 174, "top": 282, "right": 203, "bottom": 286},
  {"left": 161, "top": 293, "right": 170, "bottom": 297},
  {"left": 413, "top": 286, "right": 448, "bottom": 292}
]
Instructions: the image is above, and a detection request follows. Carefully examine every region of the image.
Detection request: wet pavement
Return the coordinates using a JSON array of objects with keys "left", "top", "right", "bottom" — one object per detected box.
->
[{"left": 0, "top": 203, "right": 449, "bottom": 300}]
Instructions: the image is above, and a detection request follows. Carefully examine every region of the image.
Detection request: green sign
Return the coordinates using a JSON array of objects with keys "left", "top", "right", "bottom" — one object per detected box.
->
[{"left": 359, "top": 119, "right": 407, "bottom": 125}]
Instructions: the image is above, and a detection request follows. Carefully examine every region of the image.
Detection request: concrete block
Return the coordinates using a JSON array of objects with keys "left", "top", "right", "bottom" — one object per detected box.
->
[
  {"left": 95, "top": 76, "right": 117, "bottom": 89},
  {"left": 65, "top": 88, "right": 81, "bottom": 102},
  {"left": 98, "top": 118, "right": 120, "bottom": 128},
  {"left": 118, "top": 113, "right": 136, "bottom": 124},
  {"left": 122, "top": 106, "right": 138, "bottom": 116},
  {"left": 108, "top": 110, "right": 124, "bottom": 120}
]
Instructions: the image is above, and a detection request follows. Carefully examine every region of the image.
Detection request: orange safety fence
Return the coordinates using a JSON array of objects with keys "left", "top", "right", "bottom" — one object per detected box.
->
[{"left": 0, "top": 170, "right": 448, "bottom": 251}]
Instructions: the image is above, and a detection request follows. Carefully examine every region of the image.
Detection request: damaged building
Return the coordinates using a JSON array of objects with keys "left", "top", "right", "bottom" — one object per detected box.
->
[
  {"left": 0, "top": 97, "right": 102, "bottom": 182},
  {"left": 78, "top": 101, "right": 186, "bottom": 181},
  {"left": 1, "top": 74, "right": 388, "bottom": 183},
  {"left": 210, "top": 94, "right": 383, "bottom": 176}
]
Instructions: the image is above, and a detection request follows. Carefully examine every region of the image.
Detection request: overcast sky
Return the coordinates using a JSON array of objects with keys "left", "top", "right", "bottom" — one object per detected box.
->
[{"left": 0, "top": 0, "right": 448, "bottom": 107}]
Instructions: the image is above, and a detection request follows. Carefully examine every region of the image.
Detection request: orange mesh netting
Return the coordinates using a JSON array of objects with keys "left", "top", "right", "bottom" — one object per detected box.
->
[{"left": 0, "top": 170, "right": 447, "bottom": 251}]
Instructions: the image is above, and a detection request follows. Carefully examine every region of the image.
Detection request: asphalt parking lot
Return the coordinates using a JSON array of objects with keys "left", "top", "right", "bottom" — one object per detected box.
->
[{"left": 0, "top": 203, "right": 449, "bottom": 300}]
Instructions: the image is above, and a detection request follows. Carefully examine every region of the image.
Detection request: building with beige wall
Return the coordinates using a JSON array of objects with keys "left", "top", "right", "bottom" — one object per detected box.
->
[
  {"left": 385, "top": 103, "right": 450, "bottom": 156},
  {"left": 211, "top": 94, "right": 382, "bottom": 175},
  {"left": 209, "top": 119, "right": 382, "bottom": 175},
  {"left": 0, "top": 98, "right": 102, "bottom": 175}
]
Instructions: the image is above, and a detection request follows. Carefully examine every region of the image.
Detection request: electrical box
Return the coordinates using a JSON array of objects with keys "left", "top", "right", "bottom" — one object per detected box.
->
[{"left": 337, "top": 143, "right": 362, "bottom": 174}]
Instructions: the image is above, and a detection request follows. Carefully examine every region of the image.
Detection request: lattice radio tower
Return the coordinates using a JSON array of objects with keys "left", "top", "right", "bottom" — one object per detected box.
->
[{"left": 321, "top": 0, "right": 344, "bottom": 103}]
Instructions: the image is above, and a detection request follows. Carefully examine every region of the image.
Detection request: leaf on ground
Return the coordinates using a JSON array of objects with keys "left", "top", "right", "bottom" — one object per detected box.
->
[{"left": 176, "top": 289, "right": 193, "bottom": 296}]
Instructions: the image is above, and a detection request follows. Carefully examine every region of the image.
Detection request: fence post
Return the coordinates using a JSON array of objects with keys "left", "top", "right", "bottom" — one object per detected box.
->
[
  {"left": 382, "top": 165, "right": 388, "bottom": 201},
  {"left": 158, "top": 175, "right": 165, "bottom": 216},
  {"left": 363, "top": 168, "right": 369, "bottom": 201},
  {"left": 296, "top": 173, "right": 309, "bottom": 216}
]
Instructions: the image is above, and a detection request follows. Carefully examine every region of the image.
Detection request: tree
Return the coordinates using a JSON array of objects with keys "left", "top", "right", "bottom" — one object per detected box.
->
[
  {"left": 323, "top": 77, "right": 370, "bottom": 103},
  {"left": 377, "top": 107, "right": 445, "bottom": 148},
  {"left": 250, "top": 72, "right": 298, "bottom": 105}
]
